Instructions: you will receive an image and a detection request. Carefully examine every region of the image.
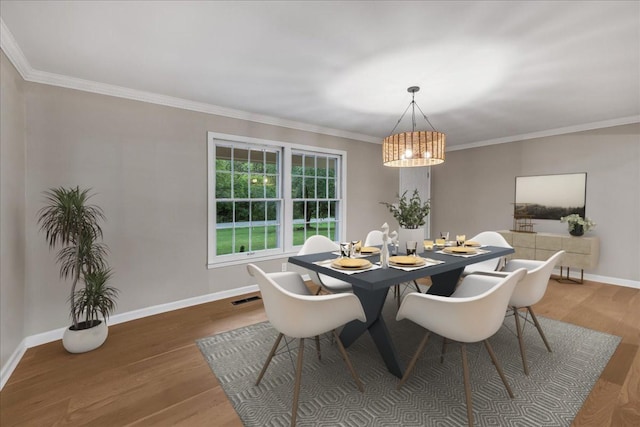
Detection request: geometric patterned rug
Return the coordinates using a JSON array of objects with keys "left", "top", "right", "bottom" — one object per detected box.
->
[{"left": 197, "top": 295, "right": 620, "bottom": 427}]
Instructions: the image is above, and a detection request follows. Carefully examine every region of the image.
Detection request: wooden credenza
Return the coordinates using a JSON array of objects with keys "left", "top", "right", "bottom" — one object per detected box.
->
[{"left": 498, "top": 230, "right": 600, "bottom": 283}]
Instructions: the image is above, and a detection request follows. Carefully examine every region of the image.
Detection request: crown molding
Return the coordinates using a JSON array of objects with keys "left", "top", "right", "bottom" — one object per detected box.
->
[
  {"left": 26, "top": 68, "right": 381, "bottom": 143},
  {"left": 0, "top": 18, "right": 30, "bottom": 77},
  {"left": 448, "top": 115, "right": 640, "bottom": 152},
  {"left": 3, "top": 17, "right": 636, "bottom": 150},
  {"left": 0, "top": 18, "right": 379, "bottom": 144}
]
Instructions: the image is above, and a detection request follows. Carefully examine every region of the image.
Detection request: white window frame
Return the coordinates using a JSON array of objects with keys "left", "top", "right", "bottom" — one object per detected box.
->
[{"left": 207, "top": 132, "right": 347, "bottom": 268}]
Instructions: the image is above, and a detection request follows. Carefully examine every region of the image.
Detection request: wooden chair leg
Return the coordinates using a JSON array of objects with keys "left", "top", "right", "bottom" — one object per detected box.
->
[
  {"left": 483, "top": 340, "right": 514, "bottom": 398},
  {"left": 256, "top": 333, "right": 284, "bottom": 386},
  {"left": 397, "top": 331, "right": 430, "bottom": 390},
  {"left": 461, "top": 344, "right": 474, "bottom": 427},
  {"left": 440, "top": 337, "right": 448, "bottom": 363},
  {"left": 332, "top": 330, "right": 364, "bottom": 392},
  {"left": 290, "top": 338, "right": 305, "bottom": 427},
  {"left": 315, "top": 335, "right": 321, "bottom": 361},
  {"left": 528, "top": 306, "right": 552, "bottom": 352},
  {"left": 513, "top": 307, "right": 529, "bottom": 375}
]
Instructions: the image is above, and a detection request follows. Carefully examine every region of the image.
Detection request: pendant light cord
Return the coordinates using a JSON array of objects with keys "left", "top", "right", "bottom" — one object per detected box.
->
[
  {"left": 387, "top": 88, "right": 439, "bottom": 135},
  {"left": 414, "top": 102, "right": 439, "bottom": 133},
  {"left": 388, "top": 102, "right": 413, "bottom": 135}
]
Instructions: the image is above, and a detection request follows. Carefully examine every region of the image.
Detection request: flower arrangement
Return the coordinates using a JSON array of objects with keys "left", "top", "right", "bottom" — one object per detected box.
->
[
  {"left": 560, "top": 214, "right": 596, "bottom": 235},
  {"left": 380, "top": 189, "right": 430, "bottom": 229}
]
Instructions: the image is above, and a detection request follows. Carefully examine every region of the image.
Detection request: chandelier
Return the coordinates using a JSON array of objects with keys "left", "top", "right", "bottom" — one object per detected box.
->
[{"left": 382, "top": 86, "right": 446, "bottom": 167}]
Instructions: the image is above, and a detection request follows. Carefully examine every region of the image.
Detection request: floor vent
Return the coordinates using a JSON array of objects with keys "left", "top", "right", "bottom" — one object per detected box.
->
[{"left": 231, "top": 295, "right": 262, "bottom": 306}]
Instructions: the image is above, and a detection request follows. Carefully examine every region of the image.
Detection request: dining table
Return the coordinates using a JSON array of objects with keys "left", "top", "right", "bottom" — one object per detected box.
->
[{"left": 287, "top": 245, "right": 515, "bottom": 378}]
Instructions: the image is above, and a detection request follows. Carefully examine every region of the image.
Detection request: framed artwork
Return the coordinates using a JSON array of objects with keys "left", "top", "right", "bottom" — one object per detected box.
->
[{"left": 514, "top": 173, "right": 586, "bottom": 220}]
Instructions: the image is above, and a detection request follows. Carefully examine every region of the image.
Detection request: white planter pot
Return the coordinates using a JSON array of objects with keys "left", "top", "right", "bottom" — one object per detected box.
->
[
  {"left": 398, "top": 227, "right": 426, "bottom": 254},
  {"left": 63, "top": 320, "right": 108, "bottom": 353}
]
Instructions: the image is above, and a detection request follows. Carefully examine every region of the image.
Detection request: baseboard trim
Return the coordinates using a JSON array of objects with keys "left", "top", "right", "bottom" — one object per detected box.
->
[
  {"left": 106, "top": 284, "right": 259, "bottom": 327},
  {"left": 583, "top": 273, "right": 640, "bottom": 289},
  {"left": 1, "top": 284, "right": 259, "bottom": 391},
  {"left": 550, "top": 268, "right": 640, "bottom": 289},
  {"left": 0, "top": 338, "right": 28, "bottom": 390},
  {"left": 2, "top": 272, "right": 636, "bottom": 390}
]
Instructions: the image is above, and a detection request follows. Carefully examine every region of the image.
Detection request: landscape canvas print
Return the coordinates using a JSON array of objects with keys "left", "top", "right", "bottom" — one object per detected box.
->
[{"left": 515, "top": 173, "right": 586, "bottom": 220}]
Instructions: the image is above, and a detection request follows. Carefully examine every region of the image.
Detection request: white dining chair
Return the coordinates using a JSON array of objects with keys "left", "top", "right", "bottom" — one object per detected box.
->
[
  {"left": 247, "top": 264, "right": 366, "bottom": 427},
  {"left": 298, "top": 235, "right": 352, "bottom": 293},
  {"left": 364, "top": 228, "right": 421, "bottom": 303},
  {"left": 364, "top": 229, "right": 384, "bottom": 246},
  {"left": 396, "top": 268, "right": 527, "bottom": 427},
  {"left": 462, "top": 231, "right": 512, "bottom": 276},
  {"left": 504, "top": 250, "right": 565, "bottom": 375}
]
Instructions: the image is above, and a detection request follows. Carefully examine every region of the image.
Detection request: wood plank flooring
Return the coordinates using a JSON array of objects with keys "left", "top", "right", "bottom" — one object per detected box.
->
[{"left": 1, "top": 279, "right": 638, "bottom": 426}]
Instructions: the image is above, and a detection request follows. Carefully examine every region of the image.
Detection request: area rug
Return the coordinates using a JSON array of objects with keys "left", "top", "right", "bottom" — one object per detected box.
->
[{"left": 197, "top": 299, "right": 620, "bottom": 427}]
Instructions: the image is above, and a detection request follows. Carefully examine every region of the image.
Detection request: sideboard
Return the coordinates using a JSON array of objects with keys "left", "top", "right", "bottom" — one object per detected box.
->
[{"left": 498, "top": 230, "right": 600, "bottom": 283}]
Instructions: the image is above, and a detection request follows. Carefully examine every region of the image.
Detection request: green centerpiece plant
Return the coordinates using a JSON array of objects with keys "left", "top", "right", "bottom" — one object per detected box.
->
[
  {"left": 380, "top": 189, "right": 431, "bottom": 229},
  {"left": 380, "top": 189, "right": 430, "bottom": 255}
]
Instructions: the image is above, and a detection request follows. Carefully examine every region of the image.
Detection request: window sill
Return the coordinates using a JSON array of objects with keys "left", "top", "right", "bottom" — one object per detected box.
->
[{"left": 207, "top": 250, "right": 300, "bottom": 269}]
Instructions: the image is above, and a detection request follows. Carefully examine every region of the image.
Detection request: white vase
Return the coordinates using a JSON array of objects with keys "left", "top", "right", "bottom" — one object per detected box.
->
[
  {"left": 398, "top": 227, "right": 425, "bottom": 254},
  {"left": 62, "top": 320, "right": 108, "bottom": 353}
]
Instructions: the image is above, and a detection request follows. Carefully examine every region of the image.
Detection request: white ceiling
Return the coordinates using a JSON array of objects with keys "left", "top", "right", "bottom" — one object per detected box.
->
[{"left": 1, "top": 1, "right": 639, "bottom": 149}]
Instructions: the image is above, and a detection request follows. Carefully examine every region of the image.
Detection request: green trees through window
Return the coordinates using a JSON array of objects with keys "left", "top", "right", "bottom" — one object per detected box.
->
[
  {"left": 291, "top": 153, "right": 339, "bottom": 245},
  {"left": 215, "top": 146, "right": 280, "bottom": 255},
  {"left": 210, "top": 137, "right": 343, "bottom": 260}
]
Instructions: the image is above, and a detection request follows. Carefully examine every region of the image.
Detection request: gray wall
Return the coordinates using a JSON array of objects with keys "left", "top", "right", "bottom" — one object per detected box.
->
[
  {"left": 1, "top": 52, "right": 26, "bottom": 369},
  {"left": 431, "top": 124, "right": 640, "bottom": 282},
  {"left": 3, "top": 46, "right": 638, "bottom": 373},
  {"left": 21, "top": 79, "right": 398, "bottom": 337}
]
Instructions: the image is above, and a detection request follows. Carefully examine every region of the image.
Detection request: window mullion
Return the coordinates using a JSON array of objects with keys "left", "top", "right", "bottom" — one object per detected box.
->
[{"left": 283, "top": 146, "right": 293, "bottom": 251}]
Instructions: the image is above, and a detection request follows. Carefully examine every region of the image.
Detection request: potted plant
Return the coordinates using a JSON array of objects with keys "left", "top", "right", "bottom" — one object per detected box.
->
[
  {"left": 560, "top": 214, "right": 596, "bottom": 236},
  {"left": 380, "top": 189, "right": 430, "bottom": 253},
  {"left": 38, "top": 186, "right": 118, "bottom": 353}
]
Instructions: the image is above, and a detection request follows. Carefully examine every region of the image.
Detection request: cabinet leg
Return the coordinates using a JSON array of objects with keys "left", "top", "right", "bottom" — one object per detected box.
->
[{"left": 556, "top": 266, "right": 584, "bottom": 284}]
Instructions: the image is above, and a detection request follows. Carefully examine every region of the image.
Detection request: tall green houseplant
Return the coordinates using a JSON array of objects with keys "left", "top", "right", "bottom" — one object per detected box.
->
[{"left": 38, "top": 186, "right": 117, "bottom": 330}]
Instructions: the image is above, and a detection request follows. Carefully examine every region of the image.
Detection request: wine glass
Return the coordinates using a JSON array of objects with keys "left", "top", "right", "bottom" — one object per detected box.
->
[
  {"left": 406, "top": 241, "right": 418, "bottom": 256},
  {"left": 340, "top": 242, "right": 351, "bottom": 258},
  {"left": 351, "top": 240, "right": 361, "bottom": 257}
]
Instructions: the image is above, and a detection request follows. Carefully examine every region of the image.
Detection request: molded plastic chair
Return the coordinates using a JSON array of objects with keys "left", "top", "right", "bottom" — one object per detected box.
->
[
  {"left": 365, "top": 228, "right": 420, "bottom": 302},
  {"left": 396, "top": 268, "right": 527, "bottom": 427},
  {"left": 247, "top": 264, "right": 366, "bottom": 427},
  {"left": 504, "top": 250, "right": 565, "bottom": 375},
  {"left": 298, "top": 235, "right": 352, "bottom": 293},
  {"left": 364, "top": 229, "right": 384, "bottom": 246},
  {"left": 462, "top": 231, "right": 512, "bottom": 276}
]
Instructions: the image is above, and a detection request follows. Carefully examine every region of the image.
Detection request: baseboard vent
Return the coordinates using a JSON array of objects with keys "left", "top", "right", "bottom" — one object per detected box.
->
[{"left": 231, "top": 295, "right": 262, "bottom": 305}]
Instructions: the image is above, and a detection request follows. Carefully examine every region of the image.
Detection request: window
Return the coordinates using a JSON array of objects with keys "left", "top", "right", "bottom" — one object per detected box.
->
[
  {"left": 208, "top": 132, "right": 346, "bottom": 267},
  {"left": 291, "top": 152, "right": 340, "bottom": 245}
]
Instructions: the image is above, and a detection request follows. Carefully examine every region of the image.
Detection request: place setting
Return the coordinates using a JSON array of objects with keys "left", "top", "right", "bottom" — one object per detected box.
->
[
  {"left": 331, "top": 240, "right": 381, "bottom": 258},
  {"left": 436, "top": 234, "right": 490, "bottom": 257},
  {"left": 359, "top": 246, "right": 381, "bottom": 255},
  {"left": 330, "top": 257, "right": 373, "bottom": 271},
  {"left": 315, "top": 241, "right": 381, "bottom": 274},
  {"left": 388, "top": 241, "right": 444, "bottom": 271}
]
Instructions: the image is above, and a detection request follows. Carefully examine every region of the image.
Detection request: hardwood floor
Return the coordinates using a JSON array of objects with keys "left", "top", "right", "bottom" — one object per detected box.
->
[{"left": 1, "top": 279, "right": 638, "bottom": 426}]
